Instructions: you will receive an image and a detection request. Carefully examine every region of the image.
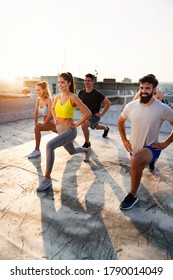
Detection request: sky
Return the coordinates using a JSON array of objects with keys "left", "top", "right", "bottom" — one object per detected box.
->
[{"left": 0, "top": 0, "right": 173, "bottom": 83}]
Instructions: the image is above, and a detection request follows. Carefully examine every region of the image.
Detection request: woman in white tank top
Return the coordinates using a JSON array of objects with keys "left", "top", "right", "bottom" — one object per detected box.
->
[{"left": 28, "top": 81, "right": 57, "bottom": 159}]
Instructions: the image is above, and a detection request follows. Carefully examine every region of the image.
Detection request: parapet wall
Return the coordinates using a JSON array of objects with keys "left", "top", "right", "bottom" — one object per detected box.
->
[
  {"left": 76, "top": 81, "right": 138, "bottom": 105},
  {"left": 76, "top": 81, "right": 139, "bottom": 93}
]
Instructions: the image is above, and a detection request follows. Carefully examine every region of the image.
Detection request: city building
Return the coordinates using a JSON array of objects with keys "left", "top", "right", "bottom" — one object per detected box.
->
[{"left": 122, "top": 77, "right": 132, "bottom": 83}]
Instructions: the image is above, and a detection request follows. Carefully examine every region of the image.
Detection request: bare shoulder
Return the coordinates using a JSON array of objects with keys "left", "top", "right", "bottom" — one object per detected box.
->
[
  {"left": 46, "top": 96, "right": 52, "bottom": 103},
  {"left": 36, "top": 97, "right": 40, "bottom": 106},
  {"left": 54, "top": 94, "right": 61, "bottom": 102},
  {"left": 69, "top": 94, "right": 79, "bottom": 107},
  {"left": 70, "top": 94, "right": 78, "bottom": 102}
]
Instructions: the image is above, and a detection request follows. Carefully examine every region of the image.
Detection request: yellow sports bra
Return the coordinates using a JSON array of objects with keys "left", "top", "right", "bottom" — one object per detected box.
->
[{"left": 55, "top": 97, "right": 76, "bottom": 118}]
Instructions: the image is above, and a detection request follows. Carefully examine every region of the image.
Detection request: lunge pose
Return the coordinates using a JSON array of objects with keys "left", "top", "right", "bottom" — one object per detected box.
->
[
  {"left": 118, "top": 74, "right": 173, "bottom": 210},
  {"left": 28, "top": 81, "right": 56, "bottom": 159},
  {"left": 78, "top": 73, "right": 111, "bottom": 148},
  {"left": 37, "top": 72, "right": 91, "bottom": 191}
]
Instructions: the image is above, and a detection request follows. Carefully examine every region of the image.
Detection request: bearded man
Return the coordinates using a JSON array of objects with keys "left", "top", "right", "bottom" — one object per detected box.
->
[{"left": 118, "top": 74, "right": 173, "bottom": 210}]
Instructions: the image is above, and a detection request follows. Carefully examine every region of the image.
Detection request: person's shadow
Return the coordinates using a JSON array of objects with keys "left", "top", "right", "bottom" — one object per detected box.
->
[
  {"left": 28, "top": 156, "right": 43, "bottom": 184},
  {"left": 31, "top": 139, "right": 173, "bottom": 259},
  {"left": 37, "top": 151, "right": 119, "bottom": 260}
]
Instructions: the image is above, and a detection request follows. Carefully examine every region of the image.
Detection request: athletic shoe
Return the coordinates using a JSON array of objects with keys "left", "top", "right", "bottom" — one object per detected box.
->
[
  {"left": 102, "top": 127, "right": 109, "bottom": 138},
  {"left": 37, "top": 177, "right": 52, "bottom": 191},
  {"left": 120, "top": 193, "right": 138, "bottom": 210},
  {"left": 28, "top": 150, "right": 41, "bottom": 159},
  {"left": 149, "top": 161, "right": 156, "bottom": 172},
  {"left": 82, "top": 142, "right": 91, "bottom": 148}
]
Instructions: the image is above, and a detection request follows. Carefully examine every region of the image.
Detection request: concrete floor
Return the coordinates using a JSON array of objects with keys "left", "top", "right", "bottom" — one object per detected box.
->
[{"left": 0, "top": 102, "right": 173, "bottom": 260}]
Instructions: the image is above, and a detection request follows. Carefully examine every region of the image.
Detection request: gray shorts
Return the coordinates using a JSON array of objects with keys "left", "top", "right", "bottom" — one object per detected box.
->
[{"left": 88, "top": 115, "right": 100, "bottom": 129}]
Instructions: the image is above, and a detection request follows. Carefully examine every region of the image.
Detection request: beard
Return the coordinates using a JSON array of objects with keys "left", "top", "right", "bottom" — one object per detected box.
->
[{"left": 140, "top": 91, "right": 154, "bottom": 104}]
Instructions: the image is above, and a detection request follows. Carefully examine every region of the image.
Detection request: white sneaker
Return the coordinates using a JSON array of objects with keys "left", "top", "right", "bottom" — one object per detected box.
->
[
  {"left": 28, "top": 150, "right": 41, "bottom": 159},
  {"left": 37, "top": 177, "right": 52, "bottom": 191}
]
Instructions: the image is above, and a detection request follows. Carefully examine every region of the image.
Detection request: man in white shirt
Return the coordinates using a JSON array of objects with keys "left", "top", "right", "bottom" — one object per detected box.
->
[{"left": 118, "top": 74, "right": 173, "bottom": 210}]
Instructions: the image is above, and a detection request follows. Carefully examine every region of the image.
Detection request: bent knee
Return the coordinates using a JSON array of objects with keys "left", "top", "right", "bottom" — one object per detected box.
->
[
  {"left": 130, "top": 154, "right": 141, "bottom": 167},
  {"left": 131, "top": 153, "right": 149, "bottom": 170},
  {"left": 81, "top": 120, "right": 90, "bottom": 129},
  {"left": 46, "top": 141, "right": 52, "bottom": 151},
  {"left": 35, "top": 125, "right": 41, "bottom": 132}
]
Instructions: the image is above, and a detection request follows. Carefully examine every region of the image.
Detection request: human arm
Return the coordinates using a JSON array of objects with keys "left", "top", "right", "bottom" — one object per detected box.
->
[
  {"left": 133, "top": 90, "right": 140, "bottom": 100},
  {"left": 162, "top": 97, "right": 170, "bottom": 106},
  {"left": 51, "top": 95, "right": 60, "bottom": 125},
  {"left": 154, "top": 90, "right": 165, "bottom": 101},
  {"left": 151, "top": 131, "right": 173, "bottom": 150},
  {"left": 117, "top": 115, "right": 132, "bottom": 152},
  {"left": 95, "top": 97, "right": 111, "bottom": 117},
  {"left": 34, "top": 98, "right": 39, "bottom": 125},
  {"left": 71, "top": 95, "right": 92, "bottom": 128},
  {"left": 42, "top": 97, "right": 53, "bottom": 125},
  {"left": 154, "top": 90, "right": 170, "bottom": 106}
]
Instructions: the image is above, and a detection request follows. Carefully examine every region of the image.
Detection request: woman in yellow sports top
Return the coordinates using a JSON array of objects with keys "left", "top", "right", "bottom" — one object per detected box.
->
[{"left": 37, "top": 72, "right": 92, "bottom": 191}]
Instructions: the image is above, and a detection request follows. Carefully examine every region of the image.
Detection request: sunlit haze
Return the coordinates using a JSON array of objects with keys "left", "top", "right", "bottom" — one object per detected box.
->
[{"left": 0, "top": 0, "right": 173, "bottom": 82}]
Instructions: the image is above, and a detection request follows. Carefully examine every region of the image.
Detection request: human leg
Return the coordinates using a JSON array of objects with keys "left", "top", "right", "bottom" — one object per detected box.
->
[
  {"left": 81, "top": 120, "right": 91, "bottom": 145},
  {"left": 38, "top": 127, "right": 91, "bottom": 191},
  {"left": 95, "top": 123, "right": 110, "bottom": 137},
  {"left": 130, "top": 148, "right": 153, "bottom": 195},
  {"left": 149, "top": 160, "right": 156, "bottom": 172},
  {"left": 34, "top": 125, "right": 41, "bottom": 151},
  {"left": 28, "top": 122, "right": 56, "bottom": 159},
  {"left": 37, "top": 128, "right": 77, "bottom": 191},
  {"left": 81, "top": 116, "right": 100, "bottom": 147},
  {"left": 35, "top": 122, "right": 56, "bottom": 150},
  {"left": 28, "top": 125, "right": 42, "bottom": 158},
  {"left": 45, "top": 125, "right": 92, "bottom": 176},
  {"left": 120, "top": 147, "right": 153, "bottom": 210},
  {"left": 45, "top": 128, "right": 77, "bottom": 178},
  {"left": 63, "top": 142, "right": 84, "bottom": 154},
  {"left": 63, "top": 135, "right": 91, "bottom": 161},
  {"left": 145, "top": 146, "right": 161, "bottom": 172}
]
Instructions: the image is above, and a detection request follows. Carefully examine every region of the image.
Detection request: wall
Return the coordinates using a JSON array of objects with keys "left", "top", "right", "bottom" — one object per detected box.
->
[
  {"left": 41, "top": 76, "right": 60, "bottom": 95},
  {"left": 76, "top": 81, "right": 138, "bottom": 93}
]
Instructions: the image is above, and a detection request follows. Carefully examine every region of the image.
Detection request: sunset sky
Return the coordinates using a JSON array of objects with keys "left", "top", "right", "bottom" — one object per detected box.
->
[{"left": 0, "top": 0, "right": 173, "bottom": 82}]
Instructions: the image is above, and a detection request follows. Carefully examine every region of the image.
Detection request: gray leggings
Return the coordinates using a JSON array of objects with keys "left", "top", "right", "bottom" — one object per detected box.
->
[{"left": 46, "top": 125, "right": 85, "bottom": 173}]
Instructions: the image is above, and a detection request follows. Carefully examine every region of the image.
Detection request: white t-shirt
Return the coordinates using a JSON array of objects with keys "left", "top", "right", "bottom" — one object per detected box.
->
[{"left": 121, "top": 99, "right": 173, "bottom": 154}]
